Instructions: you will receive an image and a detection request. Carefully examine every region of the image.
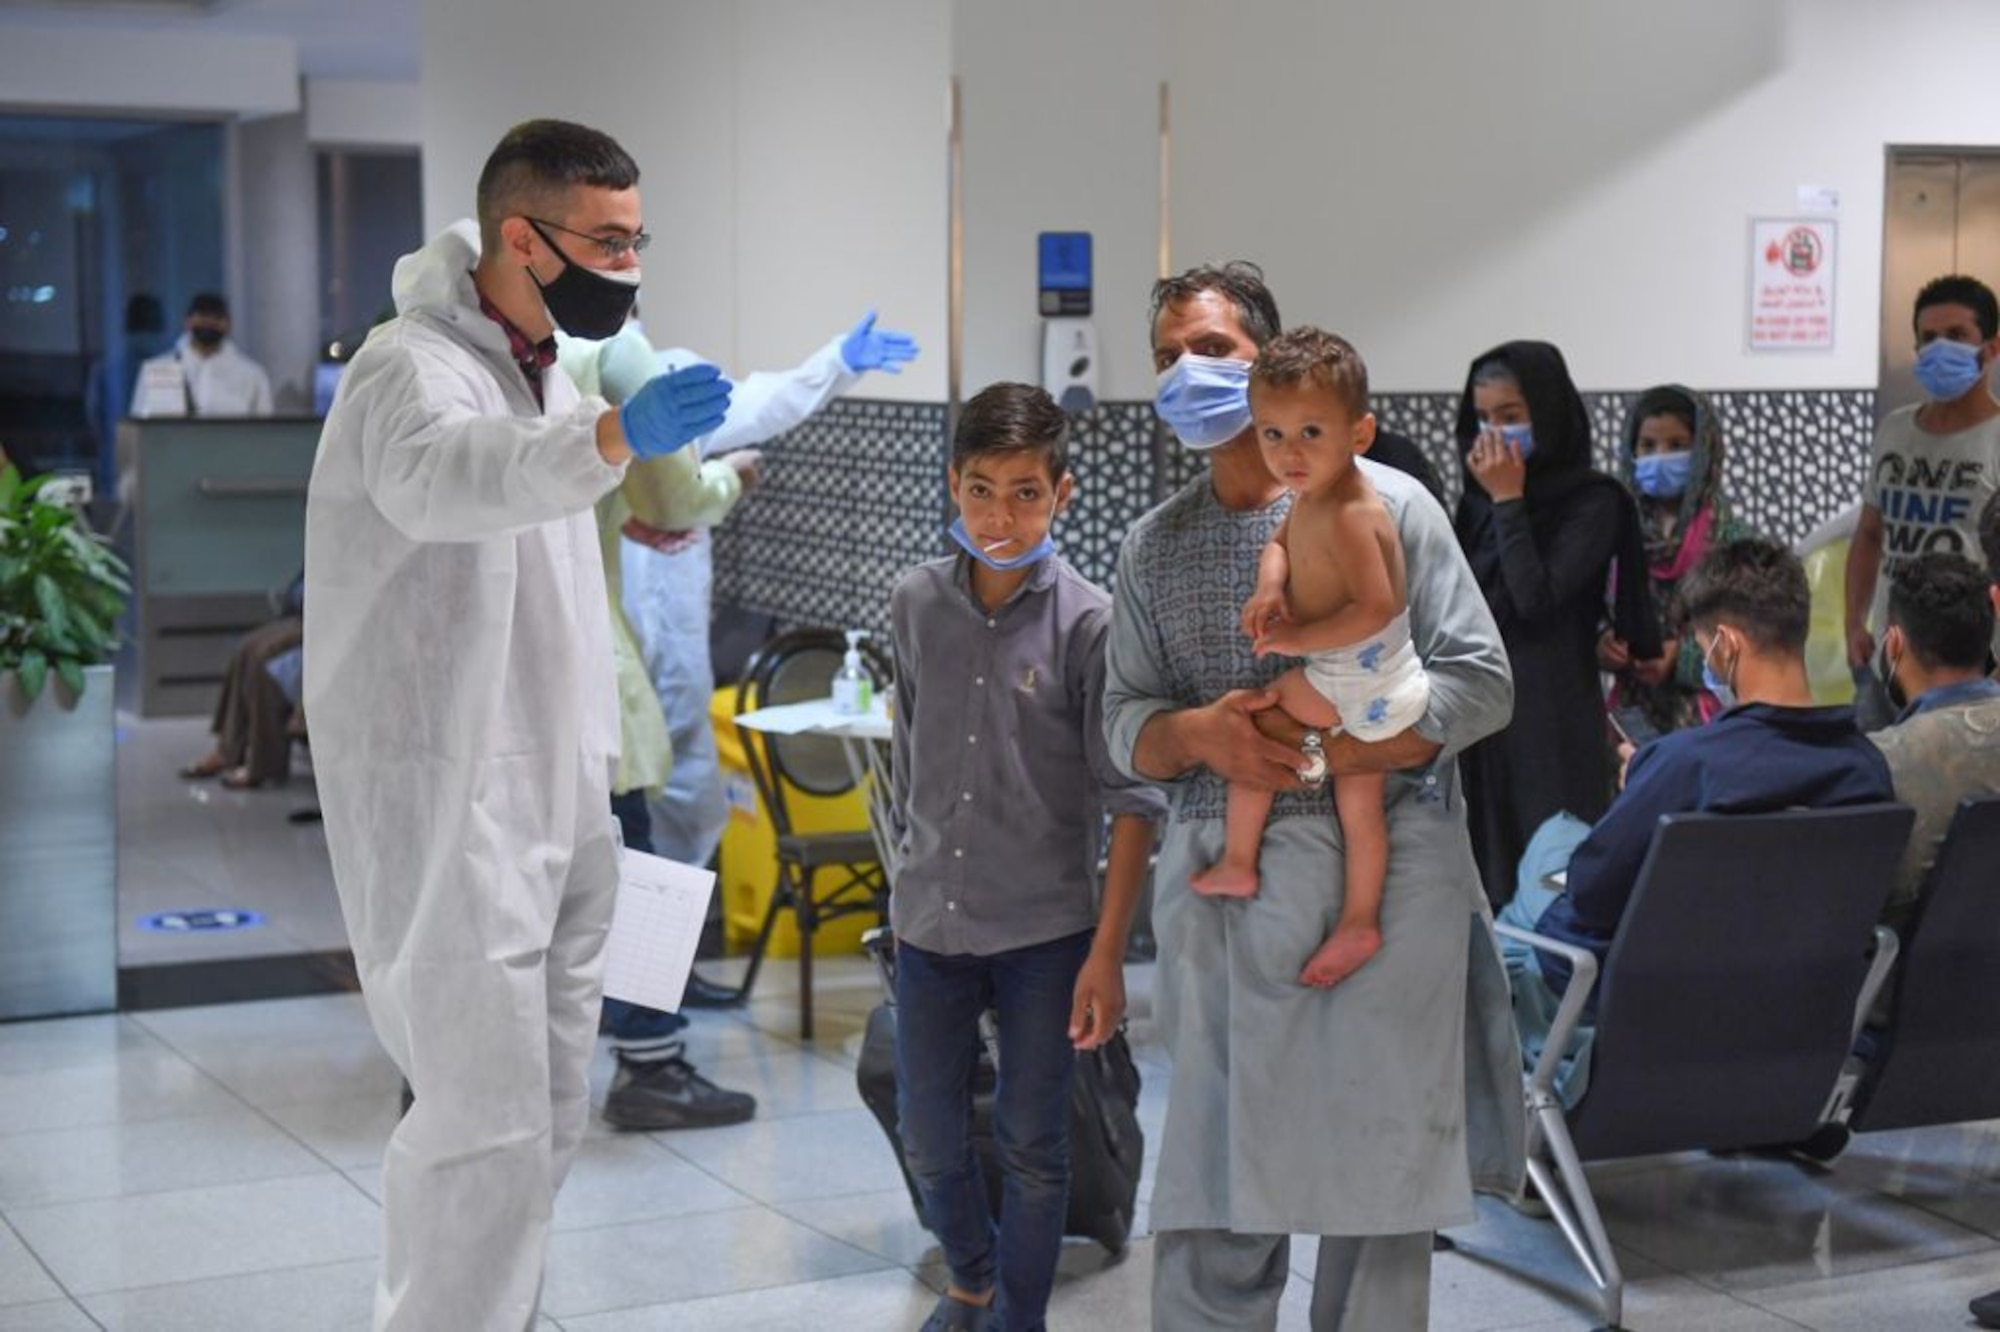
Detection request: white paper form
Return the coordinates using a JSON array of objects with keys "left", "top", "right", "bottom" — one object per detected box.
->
[{"left": 602, "top": 849, "right": 716, "bottom": 1013}]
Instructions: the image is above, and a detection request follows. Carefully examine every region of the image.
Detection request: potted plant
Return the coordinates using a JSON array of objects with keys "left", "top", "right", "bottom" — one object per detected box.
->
[{"left": 0, "top": 463, "right": 130, "bottom": 1018}]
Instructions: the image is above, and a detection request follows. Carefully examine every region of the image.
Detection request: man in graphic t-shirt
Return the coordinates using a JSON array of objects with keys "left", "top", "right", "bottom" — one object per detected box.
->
[{"left": 1846, "top": 273, "right": 2000, "bottom": 727}]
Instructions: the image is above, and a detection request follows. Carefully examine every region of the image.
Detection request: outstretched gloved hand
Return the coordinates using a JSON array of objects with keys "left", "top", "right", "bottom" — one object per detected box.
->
[
  {"left": 840, "top": 310, "right": 920, "bottom": 374},
  {"left": 617, "top": 363, "right": 732, "bottom": 459}
]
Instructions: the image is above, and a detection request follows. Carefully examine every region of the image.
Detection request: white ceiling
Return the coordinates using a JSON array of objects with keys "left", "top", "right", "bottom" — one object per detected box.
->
[{"left": 0, "top": 0, "right": 420, "bottom": 81}]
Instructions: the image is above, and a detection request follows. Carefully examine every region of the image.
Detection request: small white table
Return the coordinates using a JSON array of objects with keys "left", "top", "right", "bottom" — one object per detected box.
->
[{"left": 733, "top": 697, "right": 897, "bottom": 884}]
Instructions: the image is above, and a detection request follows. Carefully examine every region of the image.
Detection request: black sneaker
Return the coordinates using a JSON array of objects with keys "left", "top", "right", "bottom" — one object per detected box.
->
[
  {"left": 1972, "top": 1288, "right": 2000, "bottom": 1330},
  {"left": 601, "top": 1044, "right": 756, "bottom": 1131}
]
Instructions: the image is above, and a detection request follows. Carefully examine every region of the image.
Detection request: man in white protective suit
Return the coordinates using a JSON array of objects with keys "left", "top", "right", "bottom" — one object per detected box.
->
[
  {"left": 615, "top": 309, "right": 917, "bottom": 891},
  {"left": 302, "top": 119, "right": 732, "bottom": 1331}
]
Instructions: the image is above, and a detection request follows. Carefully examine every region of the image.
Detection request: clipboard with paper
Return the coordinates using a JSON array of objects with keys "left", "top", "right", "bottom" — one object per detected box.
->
[{"left": 602, "top": 849, "right": 716, "bottom": 1013}]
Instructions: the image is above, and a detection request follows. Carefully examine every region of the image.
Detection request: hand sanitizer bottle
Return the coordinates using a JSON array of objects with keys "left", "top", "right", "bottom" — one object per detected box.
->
[{"left": 832, "top": 630, "right": 875, "bottom": 716}]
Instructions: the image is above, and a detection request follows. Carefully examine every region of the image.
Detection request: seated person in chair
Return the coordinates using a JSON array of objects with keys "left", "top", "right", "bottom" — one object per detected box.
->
[
  {"left": 180, "top": 575, "right": 305, "bottom": 789},
  {"left": 1866, "top": 549, "right": 2000, "bottom": 937},
  {"left": 1500, "top": 537, "right": 1895, "bottom": 1103}
]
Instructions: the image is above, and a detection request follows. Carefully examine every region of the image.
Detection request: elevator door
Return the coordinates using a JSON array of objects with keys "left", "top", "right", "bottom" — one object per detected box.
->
[{"left": 1880, "top": 150, "right": 2000, "bottom": 417}]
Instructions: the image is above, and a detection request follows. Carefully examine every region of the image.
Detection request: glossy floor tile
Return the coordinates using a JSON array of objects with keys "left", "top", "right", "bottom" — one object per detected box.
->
[
  {"left": 20, "top": 748, "right": 2000, "bottom": 1330},
  {"left": 1, "top": 981, "right": 1993, "bottom": 1329}
]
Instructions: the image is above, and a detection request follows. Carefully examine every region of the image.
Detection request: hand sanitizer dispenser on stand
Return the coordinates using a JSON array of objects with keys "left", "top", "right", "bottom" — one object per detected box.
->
[
  {"left": 1038, "top": 231, "right": 1097, "bottom": 415},
  {"left": 832, "top": 630, "right": 875, "bottom": 716}
]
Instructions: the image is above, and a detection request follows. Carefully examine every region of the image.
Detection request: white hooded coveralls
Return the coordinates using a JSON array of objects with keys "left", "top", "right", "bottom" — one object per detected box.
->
[
  {"left": 619, "top": 339, "right": 859, "bottom": 865},
  {"left": 302, "top": 221, "right": 627, "bottom": 1331}
]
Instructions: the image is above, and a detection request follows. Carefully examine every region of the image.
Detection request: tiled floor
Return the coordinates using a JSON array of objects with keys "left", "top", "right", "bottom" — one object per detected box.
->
[
  {"left": 1, "top": 962, "right": 1997, "bottom": 1329},
  {"left": 33, "top": 717, "right": 1995, "bottom": 1328},
  {"left": 117, "top": 715, "right": 347, "bottom": 967}
]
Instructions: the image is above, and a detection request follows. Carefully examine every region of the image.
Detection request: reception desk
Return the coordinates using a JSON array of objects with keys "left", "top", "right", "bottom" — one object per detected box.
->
[{"left": 118, "top": 417, "right": 321, "bottom": 717}]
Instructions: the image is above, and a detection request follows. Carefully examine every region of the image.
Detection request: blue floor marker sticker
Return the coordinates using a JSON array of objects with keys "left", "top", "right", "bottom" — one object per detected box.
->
[{"left": 138, "top": 909, "right": 267, "bottom": 933}]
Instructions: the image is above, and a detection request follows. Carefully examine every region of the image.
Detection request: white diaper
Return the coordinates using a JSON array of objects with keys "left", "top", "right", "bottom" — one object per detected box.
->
[{"left": 1300, "top": 608, "right": 1431, "bottom": 742}]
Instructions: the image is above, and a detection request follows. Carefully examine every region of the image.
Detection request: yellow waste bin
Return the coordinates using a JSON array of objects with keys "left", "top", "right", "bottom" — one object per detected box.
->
[
  {"left": 711, "top": 687, "right": 878, "bottom": 959},
  {"left": 1803, "top": 534, "right": 1857, "bottom": 706}
]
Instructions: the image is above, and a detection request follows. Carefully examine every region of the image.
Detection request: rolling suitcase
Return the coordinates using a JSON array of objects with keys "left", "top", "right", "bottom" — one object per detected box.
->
[{"left": 855, "top": 931, "right": 1144, "bottom": 1254}]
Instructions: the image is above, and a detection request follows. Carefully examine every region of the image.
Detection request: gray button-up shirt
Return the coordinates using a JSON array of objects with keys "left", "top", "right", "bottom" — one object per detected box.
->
[{"left": 889, "top": 552, "right": 1165, "bottom": 956}]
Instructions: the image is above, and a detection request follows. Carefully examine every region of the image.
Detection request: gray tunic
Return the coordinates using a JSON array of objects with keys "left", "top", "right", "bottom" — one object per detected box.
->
[{"left": 1104, "top": 459, "right": 1526, "bottom": 1236}]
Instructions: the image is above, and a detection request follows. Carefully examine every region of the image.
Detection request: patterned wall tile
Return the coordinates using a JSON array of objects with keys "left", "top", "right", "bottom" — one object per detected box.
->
[
  {"left": 708, "top": 389, "right": 1877, "bottom": 641},
  {"left": 710, "top": 399, "right": 948, "bottom": 641},
  {"left": 1065, "top": 402, "right": 1168, "bottom": 589}
]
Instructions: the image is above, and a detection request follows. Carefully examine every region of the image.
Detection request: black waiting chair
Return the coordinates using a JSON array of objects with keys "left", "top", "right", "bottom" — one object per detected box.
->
[
  {"left": 715, "top": 626, "right": 892, "bottom": 1040},
  {"left": 1490, "top": 803, "right": 1914, "bottom": 1330},
  {"left": 1824, "top": 796, "right": 2000, "bottom": 1136}
]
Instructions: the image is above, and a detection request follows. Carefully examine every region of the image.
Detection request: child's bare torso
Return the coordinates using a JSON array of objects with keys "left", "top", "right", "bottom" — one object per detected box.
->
[{"left": 1285, "top": 476, "right": 1406, "bottom": 630}]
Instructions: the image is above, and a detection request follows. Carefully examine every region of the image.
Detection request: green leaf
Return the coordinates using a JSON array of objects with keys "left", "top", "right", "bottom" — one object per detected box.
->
[
  {"left": 0, "top": 467, "right": 18, "bottom": 511},
  {"left": 31, "top": 573, "right": 67, "bottom": 637},
  {"left": 54, "top": 652, "right": 85, "bottom": 696},
  {"left": 15, "top": 648, "right": 46, "bottom": 703},
  {"left": 54, "top": 657, "right": 85, "bottom": 697}
]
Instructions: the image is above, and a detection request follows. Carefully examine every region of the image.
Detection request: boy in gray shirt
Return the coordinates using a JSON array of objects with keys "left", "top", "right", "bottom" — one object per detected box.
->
[{"left": 890, "top": 383, "right": 1164, "bottom": 1332}]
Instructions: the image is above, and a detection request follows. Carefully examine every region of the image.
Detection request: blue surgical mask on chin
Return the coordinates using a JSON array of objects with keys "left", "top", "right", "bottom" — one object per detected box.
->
[
  {"left": 1913, "top": 338, "right": 1988, "bottom": 402},
  {"left": 948, "top": 516, "right": 1055, "bottom": 571},
  {"left": 1633, "top": 451, "right": 1692, "bottom": 499},
  {"left": 1479, "top": 419, "right": 1537, "bottom": 459},
  {"left": 1156, "top": 353, "right": 1253, "bottom": 451}
]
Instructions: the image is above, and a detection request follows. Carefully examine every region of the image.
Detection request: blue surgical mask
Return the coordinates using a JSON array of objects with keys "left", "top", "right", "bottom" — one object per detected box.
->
[
  {"left": 1479, "top": 420, "right": 1536, "bottom": 459},
  {"left": 1633, "top": 451, "right": 1692, "bottom": 499},
  {"left": 1913, "top": 338, "right": 1987, "bottom": 402},
  {"left": 948, "top": 516, "right": 1054, "bottom": 571},
  {"left": 1155, "top": 353, "right": 1253, "bottom": 451},
  {"left": 1701, "top": 633, "right": 1737, "bottom": 710}
]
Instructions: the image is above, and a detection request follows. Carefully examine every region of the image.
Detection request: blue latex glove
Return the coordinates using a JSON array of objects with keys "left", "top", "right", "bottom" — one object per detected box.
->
[
  {"left": 617, "top": 363, "right": 732, "bottom": 458},
  {"left": 840, "top": 310, "right": 920, "bottom": 374}
]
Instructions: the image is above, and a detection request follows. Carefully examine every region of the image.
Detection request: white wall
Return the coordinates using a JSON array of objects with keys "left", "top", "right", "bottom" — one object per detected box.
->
[
  {"left": 0, "top": 27, "right": 298, "bottom": 118},
  {"left": 419, "top": 0, "right": 947, "bottom": 401},
  {"left": 305, "top": 78, "right": 422, "bottom": 150},
  {"left": 236, "top": 113, "right": 321, "bottom": 412},
  {"left": 951, "top": 0, "right": 1163, "bottom": 402},
  {"left": 1167, "top": 0, "right": 2000, "bottom": 392}
]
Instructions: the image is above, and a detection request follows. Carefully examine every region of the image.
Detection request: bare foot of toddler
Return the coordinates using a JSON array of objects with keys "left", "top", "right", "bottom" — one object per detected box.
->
[
  {"left": 1299, "top": 924, "right": 1382, "bottom": 988},
  {"left": 1189, "top": 862, "right": 1261, "bottom": 898}
]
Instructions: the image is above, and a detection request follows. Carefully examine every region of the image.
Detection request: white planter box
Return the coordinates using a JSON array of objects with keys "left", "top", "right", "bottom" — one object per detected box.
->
[{"left": 0, "top": 663, "right": 117, "bottom": 1018}]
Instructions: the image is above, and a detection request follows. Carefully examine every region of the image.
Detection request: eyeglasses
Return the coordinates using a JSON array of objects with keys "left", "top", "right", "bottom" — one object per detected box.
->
[{"left": 526, "top": 217, "right": 651, "bottom": 262}]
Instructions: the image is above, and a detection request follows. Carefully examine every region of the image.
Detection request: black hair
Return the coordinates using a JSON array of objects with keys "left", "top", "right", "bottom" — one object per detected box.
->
[
  {"left": 952, "top": 382, "right": 1070, "bottom": 481},
  {"left": 1888, "top": 552, "right": 1996, "bottom": 671},
  {"left": 1980, "top": 490, "right": 2000, "bottom": 586},
  {"left": 1679, "top": 537, "right": 1811, "bottom": 654},
  {"left": 1914, "top": 274, "right": 2000, "bottom": 342},
  {"left": 475, "top": 119, "right": 640, "bottom": 253},
  {"left": 1630, "top": 385, "right": 1698, "bottom": 436},
  {"left": 187, "top": 292, "right": 229, "bottom": 320},
  {"left": 1149, "top": 261, "right": 1281, "bottom": 349}
]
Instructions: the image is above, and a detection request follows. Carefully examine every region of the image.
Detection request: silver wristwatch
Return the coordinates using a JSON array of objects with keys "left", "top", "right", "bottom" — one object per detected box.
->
[{"left": 1297, "top": 730, "right": 1329, "bottom": 785}]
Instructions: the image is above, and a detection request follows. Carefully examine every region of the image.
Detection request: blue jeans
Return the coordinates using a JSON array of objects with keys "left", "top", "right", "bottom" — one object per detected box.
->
[
  {"left": 894, "top": 930, "right": 1092, "bottom": 1332},
  {"left": 606, "top": 788, "right": 688, "bottom": 1043}
]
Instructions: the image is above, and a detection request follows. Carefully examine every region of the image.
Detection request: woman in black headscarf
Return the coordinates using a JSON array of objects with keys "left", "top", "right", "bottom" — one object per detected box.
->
[{"left": 1453, "top": 341, "right": 1657, "bottom": 906}]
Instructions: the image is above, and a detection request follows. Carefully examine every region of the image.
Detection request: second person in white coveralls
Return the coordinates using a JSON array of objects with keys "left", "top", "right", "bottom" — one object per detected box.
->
[
  {"left": 618, "top": 310, "right": 918, "bottom": 877},
  {"left": 302, "top": 120, "right": 732, "bottom": 1331}
]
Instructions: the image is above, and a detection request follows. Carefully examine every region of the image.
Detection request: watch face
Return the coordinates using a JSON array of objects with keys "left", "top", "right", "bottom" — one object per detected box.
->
[{"left": 1297, "top": 735, "right": 1329, "bottom": 785}]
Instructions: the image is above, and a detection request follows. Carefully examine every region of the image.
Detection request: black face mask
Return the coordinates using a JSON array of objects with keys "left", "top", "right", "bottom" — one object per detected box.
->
[
  {"left": 189, "top": 325, "right": 226, "bottom": 350},
  {"left": 526, "top": 220, "right": 639, "bottom": 340}
]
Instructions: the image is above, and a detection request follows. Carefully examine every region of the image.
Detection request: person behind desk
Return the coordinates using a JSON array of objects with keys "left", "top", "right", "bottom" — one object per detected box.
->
[
  {"left": 130, "top": 293, "right": 274, "bottom": 418},
  {"left": 1500, "top": 537, "right": 1895, "bottom": 1106}
]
